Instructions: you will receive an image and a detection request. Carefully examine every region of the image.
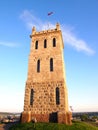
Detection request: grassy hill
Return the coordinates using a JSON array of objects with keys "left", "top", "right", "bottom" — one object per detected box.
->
[{"left": 10, "top": 121, "right": 98, "bottom": 130}]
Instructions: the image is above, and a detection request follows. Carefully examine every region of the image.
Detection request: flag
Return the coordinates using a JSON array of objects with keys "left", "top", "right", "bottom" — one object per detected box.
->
[{"left": 48, "top": 12, "right": 53, "bottom": 16}]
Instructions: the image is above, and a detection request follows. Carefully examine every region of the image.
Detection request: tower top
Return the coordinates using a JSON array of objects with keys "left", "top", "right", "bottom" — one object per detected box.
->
[
  {"left": 31, "top": 23, "right": 61, "bottom": 37},
  {"left": 30, "top": 23, "right": 64, "bottom": 48}
]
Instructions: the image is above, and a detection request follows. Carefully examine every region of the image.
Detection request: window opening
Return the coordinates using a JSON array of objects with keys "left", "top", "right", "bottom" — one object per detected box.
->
[
  {"left": 37, "top": 59, "right": 40, "bottom": 72},
  {"left": 53, "top": 38, "right": 56, "bottom": 47},
  {"left": 35, "top": 41, "right": 38, "bottom": 49},
  {"left": 56, "top": 87, "right": 60, "bottom": 105},
  {"left": 30, "top": 89, "right": 34, "bottom": 105},
  {"left": 50, "top": 58, "right": 53, "bottom": 71},
  {"left": 44, "top": 39, "right": 47, "bottom": 48}
]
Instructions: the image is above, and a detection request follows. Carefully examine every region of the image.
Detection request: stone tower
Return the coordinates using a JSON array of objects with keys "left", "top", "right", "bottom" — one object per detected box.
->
[{"left": 22, "top": 23, "right": 72, "bottom": 124}]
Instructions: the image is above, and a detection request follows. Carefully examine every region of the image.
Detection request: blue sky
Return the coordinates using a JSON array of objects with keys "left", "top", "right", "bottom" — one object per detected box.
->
[{"left": 0, "top": 0, "right": 98, "bottom": 112}]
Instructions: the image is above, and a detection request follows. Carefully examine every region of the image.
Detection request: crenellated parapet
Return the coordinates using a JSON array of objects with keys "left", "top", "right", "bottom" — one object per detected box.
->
[{"left": 30, "top": 23, "right": 61, "bottom": 37}]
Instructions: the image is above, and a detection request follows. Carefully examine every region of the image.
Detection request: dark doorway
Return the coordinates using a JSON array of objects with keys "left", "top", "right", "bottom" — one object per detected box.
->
[{"left": 49, "top": 112, "right": 58, "bottom": 123}]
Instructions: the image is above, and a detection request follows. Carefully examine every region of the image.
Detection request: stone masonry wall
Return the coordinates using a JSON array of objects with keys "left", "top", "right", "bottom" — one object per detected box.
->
[{"left": 24, "top": 80, "right": 68, "bottom": 113}]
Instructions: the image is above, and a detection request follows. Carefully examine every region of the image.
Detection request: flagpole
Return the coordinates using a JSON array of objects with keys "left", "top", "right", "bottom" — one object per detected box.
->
[{"left": 47, "top": 11, "right": 53, "bottom": 29}]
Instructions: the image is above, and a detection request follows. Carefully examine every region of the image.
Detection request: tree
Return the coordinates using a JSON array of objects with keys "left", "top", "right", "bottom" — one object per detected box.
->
[{"left": 80, "top": 114, "right": 88, "bottom": 121}]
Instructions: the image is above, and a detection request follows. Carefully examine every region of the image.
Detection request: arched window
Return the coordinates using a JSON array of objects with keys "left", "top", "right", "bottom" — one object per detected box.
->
[
  {"left": 30, "top": 89, "right": 34, "bottom": 105},
  {"left": 35, "top": 41, "right": 38, "bottom": 49},
  {"left": 53, "top": 38, "right": 56, "bottom": 47},
  {"left": 44, "top": 39, "right": 47, "bottom": 48},
  {"left": 37, "top": 59, "right": 40, "bottom": 72},
  {"left": 56, "top": 87, "right": 60, "bottom": 105},
  {"left": 50, "top": 58, "right": 53, "bottom": 71}
]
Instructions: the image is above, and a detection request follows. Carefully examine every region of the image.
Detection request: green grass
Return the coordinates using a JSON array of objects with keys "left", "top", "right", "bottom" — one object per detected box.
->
[{"left": 10, "top": 121, "right": 98, "bottom": 130}]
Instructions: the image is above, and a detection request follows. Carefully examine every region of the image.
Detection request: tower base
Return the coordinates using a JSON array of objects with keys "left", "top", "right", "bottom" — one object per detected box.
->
[{"left": 21, "top": 111, "right": 72, "bottom": 125}]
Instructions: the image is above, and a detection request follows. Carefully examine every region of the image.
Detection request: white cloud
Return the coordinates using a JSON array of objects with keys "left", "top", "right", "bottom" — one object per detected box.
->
[
  {"left": 61, "top": 26, "right": 95, "bottom": 55},
  {"left": 0, "top": 41, "right": 19, "bottom": 47},
  {"left": 20, "top": 10, "right": 55, "bottom": 31},
  {"left": 20, "top": 10, "right": 95, "bottom": 55}
]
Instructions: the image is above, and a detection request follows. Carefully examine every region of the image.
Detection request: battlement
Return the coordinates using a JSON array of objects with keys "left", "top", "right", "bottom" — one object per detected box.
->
[{"left": 30, "top": 23, "right": 60, "bottom": 37}]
